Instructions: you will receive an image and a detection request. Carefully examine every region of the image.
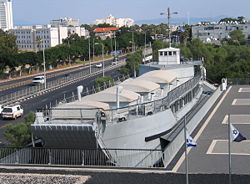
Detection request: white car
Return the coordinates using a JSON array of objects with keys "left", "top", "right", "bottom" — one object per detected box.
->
[
  {"left": 32, "top": 76, "right": 45, "bottom": 84},
  {"left": 1, "top": 105, "right": 24, "bottom": 119},
  {"left": 95, "top": 63, "right": 103, "bottom": 68}
]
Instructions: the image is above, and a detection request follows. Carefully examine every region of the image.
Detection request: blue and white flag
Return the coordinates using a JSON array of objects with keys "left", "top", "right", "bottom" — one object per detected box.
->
[
  {"left": 230, "top": 124, "right": 246, "bottom": 142},
  {"left": 186, "top": 133, "right": 197, "bottom": 147}
]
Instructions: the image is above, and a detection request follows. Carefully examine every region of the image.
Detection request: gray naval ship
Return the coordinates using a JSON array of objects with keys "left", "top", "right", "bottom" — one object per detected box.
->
[{"left": 31, "top": 46, "right": 214, "bottom": 167}]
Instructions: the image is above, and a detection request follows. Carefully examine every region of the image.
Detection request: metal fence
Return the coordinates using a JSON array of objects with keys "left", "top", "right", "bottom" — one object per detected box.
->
[
  {"left": 0, "top": 62, "right": 125, "bottom": 106},
  {"left": 0, "top": 147, "right": 163, "bottom": 168},
  {"left": 227, "top": 78, "right": 250, "bottom": 85}
]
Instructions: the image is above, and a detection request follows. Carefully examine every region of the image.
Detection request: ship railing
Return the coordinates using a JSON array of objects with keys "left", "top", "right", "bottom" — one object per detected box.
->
[
  {"left": 0, "top": 147, "right": 163, "bottom": 168},
  {"left": 36, "top": 75, "right": 201, "bottom": 124},
  {"left": 105, "top": 75, "right": 201, "bottom": 123}
]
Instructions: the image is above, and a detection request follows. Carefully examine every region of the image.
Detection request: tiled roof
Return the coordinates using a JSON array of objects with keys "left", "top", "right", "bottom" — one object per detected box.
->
[{"left": 94, "top": 27, "right": 119, "bottom": 33}]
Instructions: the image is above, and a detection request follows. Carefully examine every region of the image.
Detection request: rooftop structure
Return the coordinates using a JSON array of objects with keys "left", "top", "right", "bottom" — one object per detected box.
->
[{"left": 94, "top": 27, "right": 119, "bottom": 39}]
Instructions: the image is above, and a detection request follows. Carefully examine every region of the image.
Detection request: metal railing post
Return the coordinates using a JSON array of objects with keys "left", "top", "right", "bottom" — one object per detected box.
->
[{"left": 48, "top": 149, "right": 52, "bottom": 165}]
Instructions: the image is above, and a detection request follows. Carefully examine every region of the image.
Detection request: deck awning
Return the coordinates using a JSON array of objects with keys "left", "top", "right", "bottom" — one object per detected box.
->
[
  {"left": 138, "top": 70, "right": 177, "bottom": 84},
  {"left": 57, "top": 100, "right": 110, "bottom": 110},
  {"left": 120, "top": 78, "right": 160, "bottom": 93},
  {"left": 82, "top": 86, "right": 140, "bottom": 103}
]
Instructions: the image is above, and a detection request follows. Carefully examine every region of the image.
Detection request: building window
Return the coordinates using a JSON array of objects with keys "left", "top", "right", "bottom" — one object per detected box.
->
[
  {"left": 164, "top": 51, "right": 168, "bottom": 56},
  {"left": 173, "top": 51, "right": 176, "bottom": 55},
  {"left": 169, "top": 52, "right": 172, "bottom": 56},
  {"left": 160, "top": 52, "right": 163, "bottom": 56}
]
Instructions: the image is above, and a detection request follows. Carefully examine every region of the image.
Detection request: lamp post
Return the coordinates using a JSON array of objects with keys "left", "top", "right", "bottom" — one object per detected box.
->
[
  {"left": 42, "top": 39, "right": 46, "bottom": 89},
  {"left": 160, "top": 7, "right": 178, "bottom": 47},
  {"left": 95, "top": 43, "right": 105, "bottom": 77},
  {"left": 88, "top": 37, "right": 91, "bottom": 73},
  {"left": 129, "top": 39, "right": 136, "bottom": 78}
]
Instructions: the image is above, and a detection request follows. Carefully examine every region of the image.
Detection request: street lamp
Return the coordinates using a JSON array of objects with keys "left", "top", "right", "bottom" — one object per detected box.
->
[
  {"left": 88, "top": 37, "right": 91, "bottom": 73},
  {"left": 160, "top": 7, "right": 178, "bottom": 47},
  {"left": 129, "top": 40, "right": 136, "bottom": 78},
  {"left": 95, "top": 42, "right": 105, "bottom": 77},
  {"left": 42, "top": 38, "right": 46, "bottom": 89}
]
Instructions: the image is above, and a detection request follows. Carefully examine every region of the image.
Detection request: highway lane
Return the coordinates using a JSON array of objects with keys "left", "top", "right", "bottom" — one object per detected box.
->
[
  {"left": 0, "top": 55, "right": 125, "bottom": 94},
  {"left": 0, "top": 68, "right": 121, "bottom": 145}
]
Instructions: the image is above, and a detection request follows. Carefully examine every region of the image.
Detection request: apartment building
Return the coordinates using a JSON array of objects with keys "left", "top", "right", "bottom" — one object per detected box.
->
[
  {"left": 11, "top": 25, "right": 68, "bottom": 52},
  {"left": 0, "top": 0, "right": 13, "bottom": 31},
  {"left": 11, "top": 24, "right": 89, "bottom": 52},
  {"left": 95, "top": 14, "right": 134, "bottom": 28},
  {"left": 192, "top": 22, "right": 250, "bottom": 43}
]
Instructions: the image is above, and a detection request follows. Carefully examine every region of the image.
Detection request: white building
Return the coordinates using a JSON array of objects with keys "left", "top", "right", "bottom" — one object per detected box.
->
[
  {"left": 158, "top": 47, "right": 180, "bottom": 65},
  {"left": 50, "top": 17, "right": 89, "bottom": 37},
  {"left": 50, "top": 17, "right": 80, "bottom": 27},
  {"left": 192, "top": 22, "right": 250, "bottom": 43},
  {"left": 11, "top": 24, "right": 89, "bottom": 52},
  {"left": 95, "top": 14, "right": 134, "bottom": 28},
  {"left": 11, "top": 25, "right": 68, "bottom": 52},
  {"left": 0, "top": 0, "right": 13, "bottom": 31}
]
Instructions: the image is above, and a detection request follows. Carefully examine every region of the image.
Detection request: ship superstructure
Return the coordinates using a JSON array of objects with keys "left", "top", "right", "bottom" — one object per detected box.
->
[{"left": 31, "top": 46, "right": 207, "bottom": 167}]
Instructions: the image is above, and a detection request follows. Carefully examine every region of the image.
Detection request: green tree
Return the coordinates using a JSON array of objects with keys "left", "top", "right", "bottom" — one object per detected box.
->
[
  {"left": 4, "top": 112, "right": 35, "bottom": 147},
  {"left": 95, "top": 76, "right": 113, "bottom": 90},
  {"left": 152, "top": 40, "right": 168, "bottom": 60},
  {"left": 228, "top": 30, "right": 246, "bottom": 45},
  {"left": 125, "top": 51, "right": 143, "bottom": 76}
]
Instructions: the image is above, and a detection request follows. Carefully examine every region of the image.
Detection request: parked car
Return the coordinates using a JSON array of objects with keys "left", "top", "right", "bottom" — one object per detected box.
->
[
  {"left": 95, "top": 63, "right": 103, "bottom": 68},
  {"left": 32, "top": 76, "right": 45, "bottom": 84},
  {"left": 1, "top": 105, "right": 24, "bottom": 119}
]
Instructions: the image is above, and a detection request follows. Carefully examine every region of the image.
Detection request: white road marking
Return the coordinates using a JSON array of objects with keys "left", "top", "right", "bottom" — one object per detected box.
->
[
  {"left": 206, "top": 140, "right": 218, "bottom": 154},
  {"left": 206, "top": 140, "right": 250, "bottom": 156},
  {"left": 172, "top": 86, "right": 232, "bottom": 172},
  {"left": 232, "top": 99, "right": 237, "bottom": 105},
  {"left": 222, "top": 114, "right": 250, "bottom": 124},
  {"left": 238, "top": 88, "right": 250, "bottom": 92},
  {"left": 222, "top": 115, "right": 228, "bottom": 124},
  {"left": 232, "top": 99, "right": 250, "bottom": 105}
]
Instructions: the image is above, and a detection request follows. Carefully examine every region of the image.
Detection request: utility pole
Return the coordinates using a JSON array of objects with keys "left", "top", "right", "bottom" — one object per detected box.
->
[{"left": 160, "top": 7, "right": 178, "bottom": 47}]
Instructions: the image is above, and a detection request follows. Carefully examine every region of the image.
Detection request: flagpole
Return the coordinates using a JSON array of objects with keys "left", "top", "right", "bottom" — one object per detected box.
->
[
  {"left": 228, "top": 114, "right": 232, "bottom": 184},
  {"left": 184, "top": 116, "right": 189, "bottom": 184}
]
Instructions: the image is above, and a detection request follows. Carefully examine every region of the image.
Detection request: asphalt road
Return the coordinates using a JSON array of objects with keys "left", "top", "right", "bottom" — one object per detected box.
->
[
  {"left": 173, "top": 85, "right": 250, "bottom": 174},
  {"left": 0, "top": 67, "right": 122, "bottom": 145},
  {"left": 0, "top": 57, "right": 119, "bottom": 97}
]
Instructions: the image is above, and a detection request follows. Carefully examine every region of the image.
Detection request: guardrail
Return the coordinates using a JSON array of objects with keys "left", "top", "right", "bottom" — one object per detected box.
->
[
  {"left": 0, "top": 62, "right": 125, "bottom": 106},
  {"left": 0, "top": 147, "right": 163, "bottom": 168}
]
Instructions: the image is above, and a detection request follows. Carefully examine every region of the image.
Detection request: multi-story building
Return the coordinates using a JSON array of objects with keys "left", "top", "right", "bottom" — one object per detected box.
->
[
  {"left": 50, "top": 17, "right": 80, "bottom": 27},
  {"left": 11, "top": 25, "right": 68, "bottom": 52},
  {"left": 0, "top": 0, "right": 13, "bottom": 31},
  {"left": 50, "top": 17, "right": 89, "bottom": 37},
  {"left": 95, "top": 14, "right": 134, "bottom": 28},
  {"left": 11, "top": 24, "right": 89, "bottom": 52},
  {"left": 192, "top": 22, "right": 250, "bottom": 43}
]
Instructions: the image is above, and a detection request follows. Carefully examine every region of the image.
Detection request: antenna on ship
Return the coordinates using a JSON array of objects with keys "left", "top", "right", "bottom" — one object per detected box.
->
[{"left": 160, "top": 7, "right": 178, "bottom": 47}]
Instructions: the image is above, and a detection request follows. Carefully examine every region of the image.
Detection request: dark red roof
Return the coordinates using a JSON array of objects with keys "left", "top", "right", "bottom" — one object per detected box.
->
[{"left": 94, "top": 27, "right": 119, "bottom": 33}]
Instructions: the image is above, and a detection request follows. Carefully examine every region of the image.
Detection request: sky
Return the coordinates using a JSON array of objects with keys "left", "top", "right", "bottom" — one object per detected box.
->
[{"left": 12, "top": 0, "right": 250, "bottom": 25}]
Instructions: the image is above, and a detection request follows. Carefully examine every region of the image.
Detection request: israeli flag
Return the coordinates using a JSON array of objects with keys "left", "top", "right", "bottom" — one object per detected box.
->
[
  {"left": 186, "top": 133, "right": 197, "bottom": 147},
  {"left": 230, "top": 124, "right": 246, "bottom": 142}
]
